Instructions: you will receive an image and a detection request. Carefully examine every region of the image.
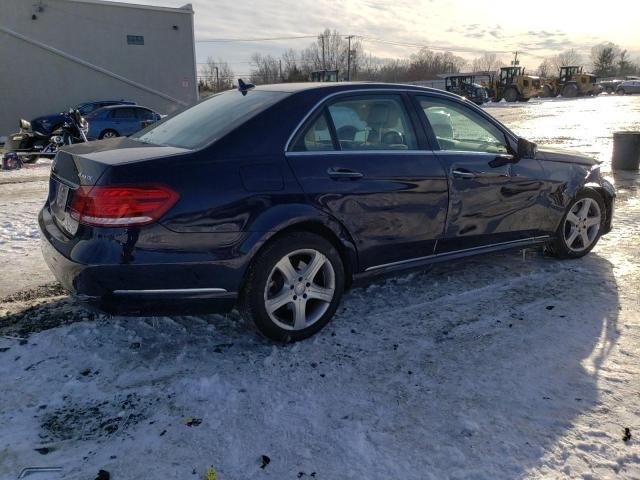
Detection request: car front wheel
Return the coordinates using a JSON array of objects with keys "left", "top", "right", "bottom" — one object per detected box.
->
[
  {"left": 100, "top": 129, "right": 119, "bottom": 139},
  {"left": 241, "top": 232, "right": 345, "bottom": 342},
  {"left": 549, "top": 189, "right": 605, "bottom": 259}
]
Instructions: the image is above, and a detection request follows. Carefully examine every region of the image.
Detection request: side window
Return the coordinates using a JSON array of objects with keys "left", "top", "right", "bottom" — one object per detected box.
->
[
  {"left": 417, "top": 97, "right": 508, "bottom": 154},
  {"left": 136, "top": 108, "right": 155, "bottom": 121},
  {"left": 327, "top": 95, "right": 417, "bottom": 150},
  {"left": 291, "top": 112, "right": 334, "bottom": 152},
  {"left": 112, "top": 108, "right": 136, "bottom": 120}
]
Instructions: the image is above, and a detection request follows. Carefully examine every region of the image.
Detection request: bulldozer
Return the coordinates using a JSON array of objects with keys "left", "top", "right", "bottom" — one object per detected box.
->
[
  {"left": 490, "top": 66, "right": 544, "bottom": 102},
  {"left": 542, "top": 66, "right": 600, "bottom": 98}
]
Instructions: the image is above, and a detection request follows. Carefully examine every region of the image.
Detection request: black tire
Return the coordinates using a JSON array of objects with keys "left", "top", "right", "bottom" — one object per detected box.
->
[
  {"left": 99, "top": 129, "right": 119, "bottom": 139},
  {"left": 518, "top": 97, "right": 531, "bottom": 102},
  {"left": 504, "top": 87, "right": 518, "bottom": 102},
  {"left": 616, "top": 88, "right": 626, "bottom": 95},
  {"left": 541, "top": 85, "right": 554, "bottom": 98},
  {"left": 562, "top": 83, "right": 579, "bottom": 98},
  {"left": 240, "top": 232, "right": 345, "bottom": 342},
  {"left": 548, "top": 189, "right": 605, "bottom": 259}
]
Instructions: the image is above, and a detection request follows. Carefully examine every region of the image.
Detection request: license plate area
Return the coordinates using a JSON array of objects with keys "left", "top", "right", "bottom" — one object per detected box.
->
[{"left": 50, "top": 178, "right": 79, "bottom": 236}]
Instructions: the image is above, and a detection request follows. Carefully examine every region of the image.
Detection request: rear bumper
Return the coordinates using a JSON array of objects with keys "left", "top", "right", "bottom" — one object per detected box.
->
[{"left": 39, "top": 207, "right": 244, "bottom": 314}]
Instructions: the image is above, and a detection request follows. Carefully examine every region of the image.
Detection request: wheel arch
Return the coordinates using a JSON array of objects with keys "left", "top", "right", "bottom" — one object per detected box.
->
[
  {"left": 584, "top": 182, "right": 615, "bottom": 234},
  {"left": 555, "top": 184, "right": 613, "bottom": 234},
  {"left": 238, "top": 211, "right": 359, "bottom": 296}
]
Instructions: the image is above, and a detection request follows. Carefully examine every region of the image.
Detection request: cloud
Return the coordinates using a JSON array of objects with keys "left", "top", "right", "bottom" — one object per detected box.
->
[{"left": 110, "top": 0, "right": 639, "bottom": 69}]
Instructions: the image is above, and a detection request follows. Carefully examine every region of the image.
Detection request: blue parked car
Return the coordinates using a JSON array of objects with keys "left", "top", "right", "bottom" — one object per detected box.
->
[
  {"left": 85, "top": 105, "right": 162, "bottom": 140},
  {"left": 40, "top": 82, "right": 615, "bottom": 342},
  {"left": 29, "top": 100, "right": 135, "bottom": 136}
]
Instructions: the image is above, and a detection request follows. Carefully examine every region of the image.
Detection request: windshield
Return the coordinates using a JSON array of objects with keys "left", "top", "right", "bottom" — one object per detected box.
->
[
  {"left": 74, "top": 103, "right": 95, "bottom": 115},
  {"left": 133, "top": 90, "right": 289, "bottom": 149}
]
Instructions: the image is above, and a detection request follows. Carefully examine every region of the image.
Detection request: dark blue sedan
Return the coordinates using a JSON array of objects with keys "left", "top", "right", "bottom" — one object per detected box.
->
[
  {"left": 29, "top": 100, "right": 135, "bottom": 135},
  {"left": 85, "top": 105, "right": 162, "bottom": 140},
  {"left": 40, "top": 82, "right": 615, "bottom": 341}
]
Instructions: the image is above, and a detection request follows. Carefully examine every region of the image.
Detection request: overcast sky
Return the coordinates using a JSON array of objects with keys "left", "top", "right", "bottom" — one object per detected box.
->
[{"left": 121, "top": 0, "right": 640, "bottom": 72}]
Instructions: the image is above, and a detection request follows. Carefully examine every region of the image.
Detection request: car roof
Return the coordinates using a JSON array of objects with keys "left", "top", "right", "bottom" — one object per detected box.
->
[
  {"left": 253, "top": 81, "right": 460, "bottom": 98},
  {"left": 97, "top": 104, "right": 153, "bottom": 110},
  {"left": 78, "top": 100, "right": 134, "bottom": 104}
]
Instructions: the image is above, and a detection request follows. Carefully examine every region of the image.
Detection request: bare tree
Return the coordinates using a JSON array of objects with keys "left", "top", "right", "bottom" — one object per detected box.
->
[
  {"left": 551, "top": 49, "right": 582, "bottom": 73},
  {"left": 536, "top": 59, "right": 554, "bottom": 78},
  {"left": 591, "top": 42, "right": 620, "bottom": 77},
  {"left": 249, "top": 53, "right": 280, "bottom": 84},
  {"left": 200, "top": 57, "right": 234, "bottom": 93},
  {"left": 617, "top": 49, "right": 637, "bottom": 76},
  {"left": 471, "top": 52, "right": 503, "bottom": 74}
]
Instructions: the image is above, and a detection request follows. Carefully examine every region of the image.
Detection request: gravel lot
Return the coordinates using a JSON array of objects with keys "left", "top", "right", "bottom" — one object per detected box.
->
[{"left": 0, "top": 95, "right": 639, "bottom": 480}]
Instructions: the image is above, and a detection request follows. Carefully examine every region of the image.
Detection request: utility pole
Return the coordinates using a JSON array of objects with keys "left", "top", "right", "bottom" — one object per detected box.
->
[
  {"left": 346, "top": 35, "right": 353, "bottom": 81},
  {"left": 320, "top": 34, "right": 326, "bottom": 70},
  {"left": 511, "top": 50, "right": 519, "bottom": 66},
  {"left": 214, "top": 66, "right": 219, "bottom": 91},
  {"left": 279, "top": 59, "right": 283, "bottom": 82}
]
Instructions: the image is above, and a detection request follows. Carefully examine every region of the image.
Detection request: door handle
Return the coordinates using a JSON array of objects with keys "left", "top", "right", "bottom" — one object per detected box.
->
[
  {"left": 327, "top": 167, "right": 363, "bottom": 179},
  {"left": 452, "top": 168, "right": 477, "bottom": 179}
]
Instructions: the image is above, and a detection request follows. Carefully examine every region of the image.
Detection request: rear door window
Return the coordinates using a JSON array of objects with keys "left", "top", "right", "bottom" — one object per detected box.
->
[
  {"left": 327, "top": 95, "right": 417, "bottom": 150},
  {"left": 291, "top": 112, "right": 335, "bottom": 152}
]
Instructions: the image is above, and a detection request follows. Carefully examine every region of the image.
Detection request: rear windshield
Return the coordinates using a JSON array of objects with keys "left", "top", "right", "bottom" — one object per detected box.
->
[{"left": 132, "top": 90, "right": 288, "bottom": 149}]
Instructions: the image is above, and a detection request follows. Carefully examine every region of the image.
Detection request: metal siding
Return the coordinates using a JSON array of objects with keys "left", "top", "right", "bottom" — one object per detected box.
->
[{"left": 0, "top": 0, "right": 196, "bottom": 136}]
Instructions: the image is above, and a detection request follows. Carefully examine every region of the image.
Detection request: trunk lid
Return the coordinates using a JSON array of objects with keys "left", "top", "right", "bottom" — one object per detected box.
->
[{"left": 48, "top": 138, "right": 189, "bottom": 235}]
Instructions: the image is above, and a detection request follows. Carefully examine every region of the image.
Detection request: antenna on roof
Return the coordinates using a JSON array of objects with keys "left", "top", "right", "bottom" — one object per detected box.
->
[{"left": 237, "top": 78, "right": 255, "bottom": 96}]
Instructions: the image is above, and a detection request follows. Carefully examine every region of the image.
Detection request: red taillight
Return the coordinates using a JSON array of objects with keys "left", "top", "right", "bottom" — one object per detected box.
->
[{"left": 70, "top": 184, "right": 179, "bottom": 227}]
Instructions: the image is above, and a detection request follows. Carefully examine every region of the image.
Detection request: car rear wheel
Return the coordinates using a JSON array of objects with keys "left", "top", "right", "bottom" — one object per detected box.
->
[
  {"left": 548, "top": 189, "right": 604, "bottom": 259},
  {"left": 241, "top": 232, "right": 345, "bottom": 342},
  {"left": 617, "top": 88, "right": 626, "bottom": 95},
  {"left": 100, "top": 129, "right": 119, "bottom": 139}
]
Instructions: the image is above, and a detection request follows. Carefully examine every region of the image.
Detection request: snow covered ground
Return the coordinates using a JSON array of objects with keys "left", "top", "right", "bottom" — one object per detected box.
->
[{"left": 1, "top": 96, "right": 639, "bottom": 480}]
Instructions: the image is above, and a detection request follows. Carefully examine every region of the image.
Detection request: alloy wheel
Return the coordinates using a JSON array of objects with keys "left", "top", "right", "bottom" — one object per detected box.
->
[
  {"left": 563, "top": 198, "right": 602, "bottom": 253},
  {"left": 263, "top": 249, "right": 336, "bottom": 331}
]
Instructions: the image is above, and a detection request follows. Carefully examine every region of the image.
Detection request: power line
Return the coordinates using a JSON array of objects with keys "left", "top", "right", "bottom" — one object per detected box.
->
[{"left": 194, "top": 32, "right": 515, "bottom": 56}]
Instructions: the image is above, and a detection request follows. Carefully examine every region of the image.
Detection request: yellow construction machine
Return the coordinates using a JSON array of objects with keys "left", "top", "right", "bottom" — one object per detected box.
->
[
  {"left": 490, "top": 66, "right": 544, "bottom": 102},
  {"left": 541, "top": 66, "right": 600, "bottom": 98}
]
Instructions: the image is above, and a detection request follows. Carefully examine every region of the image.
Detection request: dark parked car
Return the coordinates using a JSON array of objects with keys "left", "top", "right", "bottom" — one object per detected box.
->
[
  {"left": 85, "top": 105, "right": 162, "bottom": 139},
  {"left": 30, "top": 100, "right": 135, "bottom": 136},
  {"left": 616, "top": 80, "right": 640, "bottom": 95},
  {"left": 40, "top": 82, "right": 615, "bottom": 341}
]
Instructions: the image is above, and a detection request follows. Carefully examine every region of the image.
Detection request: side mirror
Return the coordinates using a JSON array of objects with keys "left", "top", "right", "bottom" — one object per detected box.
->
[{"left": 517, "top": 137, "right": 537, "bottom": 159}]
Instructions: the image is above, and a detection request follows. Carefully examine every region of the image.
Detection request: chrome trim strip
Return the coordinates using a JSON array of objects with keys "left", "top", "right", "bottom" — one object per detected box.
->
[
  {"left": 365, "top": 236, "right": 551, "bottom": 272},
  {"left": 286, "top": 150, "right": 428, "bottom": 157},
  {"left": 113, "top": 288, "right": 228, "bottom": 295},
  {"left": 285, "top": 150, "right": 508, "bottom": 158}
]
